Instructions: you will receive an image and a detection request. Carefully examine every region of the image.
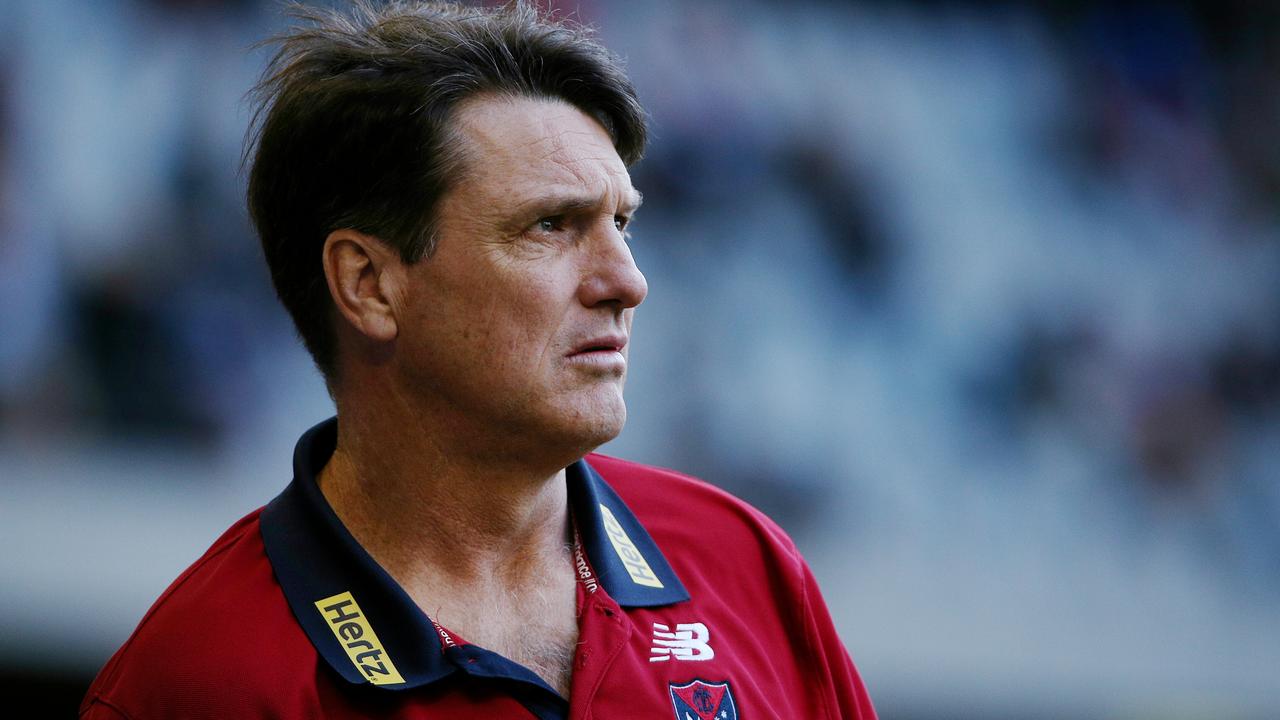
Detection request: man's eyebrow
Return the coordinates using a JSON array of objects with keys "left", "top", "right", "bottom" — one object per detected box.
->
[
  {"left": 516, "top": 188, "right": 644, "bottom": 216},
  {"left": 625, "top": 188, "right": 644, "bottom": 213}
]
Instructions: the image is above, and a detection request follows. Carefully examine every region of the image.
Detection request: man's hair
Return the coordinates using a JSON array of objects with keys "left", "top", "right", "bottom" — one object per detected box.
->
[{"left": 246, "top": 0, "right": 647, "bottom": 382}]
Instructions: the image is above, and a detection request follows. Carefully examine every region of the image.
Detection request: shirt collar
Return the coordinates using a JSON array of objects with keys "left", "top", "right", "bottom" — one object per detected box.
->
[{"left": 260, "top": 417, "right": 688, "bottom": 690}]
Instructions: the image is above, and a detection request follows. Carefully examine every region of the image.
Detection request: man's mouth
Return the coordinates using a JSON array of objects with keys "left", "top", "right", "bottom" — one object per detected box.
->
[{"left": 568, "top": 335, "right": 628, "bottom": 357}]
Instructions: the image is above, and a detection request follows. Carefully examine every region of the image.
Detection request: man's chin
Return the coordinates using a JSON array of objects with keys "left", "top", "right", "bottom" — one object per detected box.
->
[
  {"left": 495, "top": 387, "right": 629, "bottom": 463},
  {"left": 572, "top": 406, "right": 627, "bottom": 451},
  {"left": 583, "top": 415, "right": 626, "bottom": 452},
  {"left": 549, "top": 398, "right": 628, "bottom": 457}
]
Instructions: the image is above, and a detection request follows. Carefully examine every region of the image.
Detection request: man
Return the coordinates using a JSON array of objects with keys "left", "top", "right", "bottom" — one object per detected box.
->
[{"left": 81, "top": 2, "right": 877, "bottom": 718}]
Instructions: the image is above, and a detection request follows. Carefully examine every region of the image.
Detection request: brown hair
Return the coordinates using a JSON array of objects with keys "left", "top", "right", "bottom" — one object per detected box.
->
[{"left": 246, "top": 0, "right": 647, "bottom": 381}]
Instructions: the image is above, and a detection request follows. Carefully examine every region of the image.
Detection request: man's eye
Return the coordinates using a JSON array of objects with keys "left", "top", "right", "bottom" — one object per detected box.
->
[
  {"left": 614, "top": 216, "right": 629, "bottom": 231},
  {"left": 537, "top": 216, "right": 562, "bottom": 232}
]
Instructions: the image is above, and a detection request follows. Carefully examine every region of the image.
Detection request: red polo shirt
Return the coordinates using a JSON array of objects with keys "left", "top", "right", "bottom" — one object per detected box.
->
[{"left": 81, "top": 418, "right": 876, "bottom": 719}]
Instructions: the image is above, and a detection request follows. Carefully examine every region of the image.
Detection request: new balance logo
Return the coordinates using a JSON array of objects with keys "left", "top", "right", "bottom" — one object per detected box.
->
[{"left": 650, "top": 622, "right": 714, "bottom": 662}]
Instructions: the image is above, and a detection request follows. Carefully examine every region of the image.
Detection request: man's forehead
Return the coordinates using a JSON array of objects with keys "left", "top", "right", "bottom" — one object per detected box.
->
[
  {"left": 456, "top": 94, "right": 607, "bottom": 147},
  {"left": 451, "top": 95, "right": 632, "bottom": 198}
]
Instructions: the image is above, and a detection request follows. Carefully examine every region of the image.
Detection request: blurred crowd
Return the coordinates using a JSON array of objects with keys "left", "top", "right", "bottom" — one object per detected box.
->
[{"left": 1, "top": 0, "right": 1277, "bottom": 614}]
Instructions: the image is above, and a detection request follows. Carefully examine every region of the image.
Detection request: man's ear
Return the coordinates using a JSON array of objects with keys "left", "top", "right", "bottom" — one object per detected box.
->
[{"left": 322, "top": 228, "right": 402, "bottom": 343}]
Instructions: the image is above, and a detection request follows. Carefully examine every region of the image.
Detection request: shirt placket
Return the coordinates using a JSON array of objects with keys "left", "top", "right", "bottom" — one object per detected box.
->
[
  {"left": 568, "top": 583, "right": 632, "bottom": 720},
  {"left": 563, "top": 516, "right": 630, "bottom": 719}
]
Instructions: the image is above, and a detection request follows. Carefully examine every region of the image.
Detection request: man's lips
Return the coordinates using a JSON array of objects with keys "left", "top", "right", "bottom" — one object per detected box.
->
[{"left": 567, "top": 335, "right": 628, "bottom": 357}]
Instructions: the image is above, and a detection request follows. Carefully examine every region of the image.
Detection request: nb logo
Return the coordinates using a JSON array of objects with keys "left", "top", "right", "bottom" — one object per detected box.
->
[{"left": 650, "top": 621, "right": 714, "bottom": 662}]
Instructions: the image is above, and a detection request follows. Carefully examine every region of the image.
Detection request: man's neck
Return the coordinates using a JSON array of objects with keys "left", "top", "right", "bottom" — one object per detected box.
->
[
  {"left": 318, "top": 401, "right": 583, "bottom": 697},
  {"left": 317, "top": 397, "right": 575, "bottom": 593}
]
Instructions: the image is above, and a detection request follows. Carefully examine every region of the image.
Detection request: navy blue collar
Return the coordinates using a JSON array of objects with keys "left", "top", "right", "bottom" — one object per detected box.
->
[{"left": 260, "top": 417, "right": 688, "bottom": 692}]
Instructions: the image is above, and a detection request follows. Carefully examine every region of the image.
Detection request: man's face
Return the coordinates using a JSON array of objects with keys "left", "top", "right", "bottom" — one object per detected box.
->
[{"left": 390, "top": 95, "right": 647, "bottom": 462}]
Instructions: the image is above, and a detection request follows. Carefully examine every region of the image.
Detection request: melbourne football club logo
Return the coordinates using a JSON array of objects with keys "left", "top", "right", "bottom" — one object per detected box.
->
[{"left": 669, "top": 679, "right": 738, "bottom": 720}]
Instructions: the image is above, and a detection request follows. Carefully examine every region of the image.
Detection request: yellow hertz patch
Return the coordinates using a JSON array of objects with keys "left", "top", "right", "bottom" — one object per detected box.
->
[
  {"left": 599, "top": 503, "right": 664, "bottom": 588},
  {"left": 314, "top": 591, "right": 406, "bottom": 686}
]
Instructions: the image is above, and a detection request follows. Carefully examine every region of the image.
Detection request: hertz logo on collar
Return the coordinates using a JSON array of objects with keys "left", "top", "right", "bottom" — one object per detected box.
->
[
  {"left": 314, "top": 591, "right": 405, "bottom": 685},
  {"left": 599, "top": 503, "right": 664, "bottom": 588}
]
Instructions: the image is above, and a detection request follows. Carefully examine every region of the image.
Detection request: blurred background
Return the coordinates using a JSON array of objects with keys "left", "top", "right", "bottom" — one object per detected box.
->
[{"left": 2, "top": 0, "right": 1278, "bottom": 717}]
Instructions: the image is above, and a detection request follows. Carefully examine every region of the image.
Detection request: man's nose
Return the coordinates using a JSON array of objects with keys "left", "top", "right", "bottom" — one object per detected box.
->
[{"left": 578, "top": 221, "right": 648, "bottom": 310}]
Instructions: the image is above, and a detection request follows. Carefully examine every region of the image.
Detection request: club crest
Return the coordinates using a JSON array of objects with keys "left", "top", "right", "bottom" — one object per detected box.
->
[{"left": 669, "top": 679, "right": 738, "bottom": 720}]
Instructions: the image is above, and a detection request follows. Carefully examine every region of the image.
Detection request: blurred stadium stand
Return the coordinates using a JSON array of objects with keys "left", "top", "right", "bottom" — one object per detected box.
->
[{"left": 2, "top": 0, "right": 1277, "bottom": 717}]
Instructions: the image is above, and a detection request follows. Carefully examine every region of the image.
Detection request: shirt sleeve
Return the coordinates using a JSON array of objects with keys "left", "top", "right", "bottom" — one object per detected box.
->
[{"left": 800, "top": 556, "right": 878, "bottom": 720}]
